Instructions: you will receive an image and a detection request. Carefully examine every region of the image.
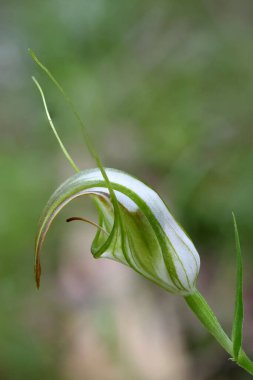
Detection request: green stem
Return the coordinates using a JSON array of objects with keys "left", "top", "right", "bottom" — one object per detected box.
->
[{"left": 185, "top": 289, "right": 253, "bottom": 375}]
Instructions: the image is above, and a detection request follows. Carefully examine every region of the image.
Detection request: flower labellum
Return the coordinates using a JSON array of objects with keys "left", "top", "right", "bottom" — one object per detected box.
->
[{"left": 35, "top": 168, "right": 200, "bottom": 294}]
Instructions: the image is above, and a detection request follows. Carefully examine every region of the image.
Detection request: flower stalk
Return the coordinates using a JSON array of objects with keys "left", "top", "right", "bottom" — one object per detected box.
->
[{"left": 185, "top": 290, "right": 253, "bottom": 375}]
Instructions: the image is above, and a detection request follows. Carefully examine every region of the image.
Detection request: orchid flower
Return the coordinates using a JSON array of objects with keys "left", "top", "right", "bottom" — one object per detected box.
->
[
  {"left": 30, "top": 50, "right": 253, "bottom": 375},
  {"left": 35, "top": 167, "right": 200, "bottom": 295}
]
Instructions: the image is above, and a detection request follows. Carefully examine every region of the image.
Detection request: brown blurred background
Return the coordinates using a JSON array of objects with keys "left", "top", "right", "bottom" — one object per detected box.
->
[{"left": 1, "top": 1, "right": 253, "bottom": 379}]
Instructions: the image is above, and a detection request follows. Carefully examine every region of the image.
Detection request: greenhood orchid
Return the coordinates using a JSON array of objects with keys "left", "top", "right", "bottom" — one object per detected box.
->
[
  {"left": 30, "top": 50, "right": 253, "bottom": 376},
  {"left": 35, "top": 168, "right": 200, "bottom": 294}
]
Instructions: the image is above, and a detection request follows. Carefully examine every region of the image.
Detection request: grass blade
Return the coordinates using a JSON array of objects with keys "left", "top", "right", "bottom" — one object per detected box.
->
[{"left": 231, "top": 212, "right": 244, "bottom": 360}]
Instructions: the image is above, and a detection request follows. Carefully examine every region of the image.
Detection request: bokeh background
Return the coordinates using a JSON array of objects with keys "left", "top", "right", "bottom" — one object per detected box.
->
[{"left": 1, "top": 1, "right": 253, "bottom": 379}]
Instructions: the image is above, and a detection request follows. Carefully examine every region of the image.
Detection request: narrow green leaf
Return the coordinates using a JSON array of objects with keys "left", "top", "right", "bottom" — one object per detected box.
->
[{"left": 231, "top": 212, "right": 244, "bottom": 360}]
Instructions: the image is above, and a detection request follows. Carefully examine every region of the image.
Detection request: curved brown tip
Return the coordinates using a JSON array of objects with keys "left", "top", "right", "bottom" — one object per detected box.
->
[
  {"left": 66, "top": 216, "right": 109, "bottom": 236},
  {"left": 35, "top": 256, "right": 41, "bottom": 289},
  {"left": 66, "top": 217, "right": 78, "bottom": 222}
]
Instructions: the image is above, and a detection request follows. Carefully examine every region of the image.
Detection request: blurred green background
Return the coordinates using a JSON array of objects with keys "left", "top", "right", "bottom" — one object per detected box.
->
[{"left": 1, "top": 1, "right": 253, "bottom": 379}]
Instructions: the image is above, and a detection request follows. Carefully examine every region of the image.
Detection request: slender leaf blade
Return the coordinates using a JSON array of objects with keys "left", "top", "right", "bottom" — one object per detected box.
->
[{"left": 232, "top": 212, "right": 244, "bottom": 360}]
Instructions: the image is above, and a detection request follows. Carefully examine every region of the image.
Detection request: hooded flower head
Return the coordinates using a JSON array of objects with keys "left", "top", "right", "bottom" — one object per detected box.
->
[{"left": 35, "top": 168, "right": 200, "bottom": 295}]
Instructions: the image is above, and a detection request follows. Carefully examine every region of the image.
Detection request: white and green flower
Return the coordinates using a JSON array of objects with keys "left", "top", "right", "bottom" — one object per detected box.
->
[
  {"left": 35, "top": 168, "right": 200, "bottom": 294},
  {"left": 31, "top": 49, "right": 253, "bottom": 375}
]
